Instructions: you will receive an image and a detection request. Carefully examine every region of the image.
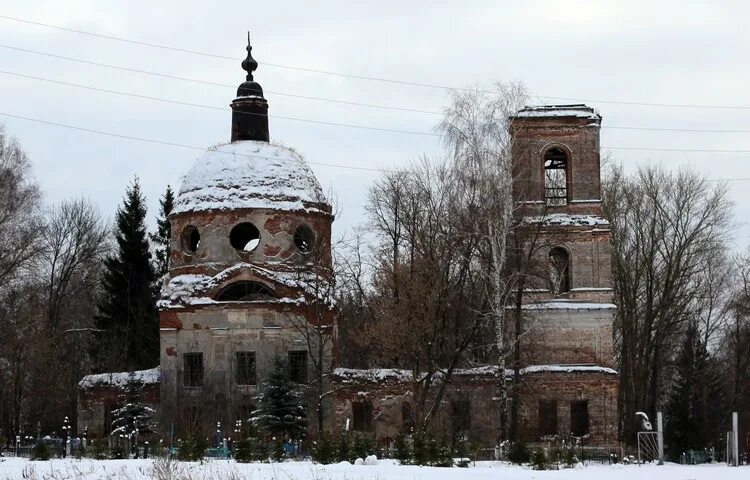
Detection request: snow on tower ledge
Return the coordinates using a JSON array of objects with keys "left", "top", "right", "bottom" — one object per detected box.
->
[
  {"left": 79, "top": 367, "right": 160, "bottom": 390},
  {"left": 172, "top": 140, "right": 329, "bottom": 215},
  {"left": 513, "top": 104, "right": 601, "bottom": 120}
]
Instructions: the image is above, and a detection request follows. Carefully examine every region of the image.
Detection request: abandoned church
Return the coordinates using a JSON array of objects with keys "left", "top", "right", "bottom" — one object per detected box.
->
[{"left": 78, "top": 39, "right": 619, "bottom": 451}]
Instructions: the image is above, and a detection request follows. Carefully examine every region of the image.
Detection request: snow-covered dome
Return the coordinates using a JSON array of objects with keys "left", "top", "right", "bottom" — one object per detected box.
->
[{"left": 173, "top": 140, "right": 329, "bottom": 215}]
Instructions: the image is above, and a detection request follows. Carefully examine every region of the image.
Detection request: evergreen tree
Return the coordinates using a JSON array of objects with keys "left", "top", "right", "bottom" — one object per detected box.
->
[
  {"left": 251, "top": 356, "right": 307, "bottom": 440},
  {"left": 150, "top": 185, "right": 174, "bottom": 280},
  {"left": 110, "top": 372, "right": 155, "bottom": 450},
  {"left": 665, "top": 324, "right": 724, "bottom": 458},
  {"left": 95, "top": 178, "right": 158, "bottom": 370}
]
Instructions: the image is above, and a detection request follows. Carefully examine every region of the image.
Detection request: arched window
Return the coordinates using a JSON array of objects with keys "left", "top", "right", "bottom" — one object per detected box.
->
[
  {"left": 543, "top": 147, "right": 568, "bottom": 206},
  {"left": 216, "top": 281, "right": 276, "bottom": 301},
  {"left": 549, "top": 247, "right": 570, "bottom": 294}
]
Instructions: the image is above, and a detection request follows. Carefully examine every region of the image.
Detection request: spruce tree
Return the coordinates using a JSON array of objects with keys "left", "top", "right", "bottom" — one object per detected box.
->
[
  {"left": 150, "top": 185, "right": 174, "bottom": 280},
  {"left": 96, "top": 178, "right": 158, "bottom": 370},
  {"left": 251, "top": 356, "right": 307, "bottom": 440},
  {"left": 111, "top": 372, "right": 155, "bottom": 451}
]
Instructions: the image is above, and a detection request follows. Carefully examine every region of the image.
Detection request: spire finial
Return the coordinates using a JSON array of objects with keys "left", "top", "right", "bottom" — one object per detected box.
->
[{"left": 241, "top": 32, "right": 258, "bottom": 81}]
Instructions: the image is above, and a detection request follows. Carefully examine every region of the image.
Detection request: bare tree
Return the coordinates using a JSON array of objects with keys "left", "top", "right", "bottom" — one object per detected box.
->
[
  {"left": 0, "top": 125, "right": 42, "bottom": 288},
  {"left": 39, "top": 198, "right": 110, "bottom": 331},
  {"left": 437, "top": 83, "right": 529, "bottom": 441},
  {"left": 602, "top": 164, "right": 733, "bottom": 443}
]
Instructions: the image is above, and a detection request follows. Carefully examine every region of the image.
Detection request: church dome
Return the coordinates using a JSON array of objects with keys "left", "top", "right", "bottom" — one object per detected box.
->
[{"left": 172, "top": 140, "right": 329, "bottom": 215}]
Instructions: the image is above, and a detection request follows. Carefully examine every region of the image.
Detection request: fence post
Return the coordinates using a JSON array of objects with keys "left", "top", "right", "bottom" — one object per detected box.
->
[
  {"left": 731, "top": 412, "right": 739, "bottom": 467},
  {"left": 656, "top": 412, "right": 664, "bottom": 465}
]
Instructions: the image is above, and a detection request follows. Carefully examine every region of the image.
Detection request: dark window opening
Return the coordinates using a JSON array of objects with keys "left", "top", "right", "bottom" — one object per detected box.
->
[
  {"left": 230, "top": 222, "right": 261, "bottom": 252},
  {"left": 538, "top": 399, "right": 558, "bottom": 438},
  {"left": 544, "top": 147, "right": 568, "bottom": 206},
  {"left": 352, "top": 400, "right": 374, "bottom": 432},
  {"left": 183, "top": 352, "right": 204, "bottom": 387},
  {"left": 181, "top": 226, "right": 201, "bottom": 253},
  {"left": 571, "top": 400, "right": 589, "bottom": 437},
  {"left": 401, "top": 402, "right": 415, "bottom": 433},
  {"left": 451, "top": 399, "right": 472, "bottom": 437},
  {"left": 293, "top": 225, "right": 315, "bottom": 254},
  {"left": 236, "top": 351, "right": 257, "bottom": 385},
  {"left": 549, "top": 247, "right": 571, "bottom": 294},
  {"left": 186, "top": 405, "right": 202, "bottom": 425},
  {"left": 216, "top": 281, "right": 276, "bottom": 301},
  {"left": 288, "top": 350, "right": 308, "bottom": 383}
]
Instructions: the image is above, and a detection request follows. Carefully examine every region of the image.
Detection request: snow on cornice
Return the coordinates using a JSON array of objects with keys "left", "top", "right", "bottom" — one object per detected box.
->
[
  {"left": 158, "top": 263, "right": 333, "bottom": 308},
  {"left": 79, "top": 367, "right": 160, "bottom": 390},
  {"left": 172, "top": 140, "right": 329, "bottom": 215},
  {"left": 519, "top": 300, "right": 617, "bottom": 310},
  {"left": 513, "top": 105, "right": 601, "bottom": 120},
  {"left": 332, "top": 364, "right": 617, "bottom": 384},
  {"left": 523, "top": 213, "right": 610, "bottom": 227}
]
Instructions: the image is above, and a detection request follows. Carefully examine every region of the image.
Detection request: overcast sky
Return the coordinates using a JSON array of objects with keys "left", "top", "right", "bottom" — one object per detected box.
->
[{"left": 1, "top": 0, "right": 748, "bottom": 250}]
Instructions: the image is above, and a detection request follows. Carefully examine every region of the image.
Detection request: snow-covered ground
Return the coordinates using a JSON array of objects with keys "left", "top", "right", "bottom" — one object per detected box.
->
[{"left": 0, "top": 457, "right": 746, "bottom": 480}]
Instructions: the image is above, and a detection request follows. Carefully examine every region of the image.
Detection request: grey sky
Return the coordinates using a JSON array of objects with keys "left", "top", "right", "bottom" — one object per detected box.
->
[{"left": 1, "top": 0, "right": 748, "bottom": 249}]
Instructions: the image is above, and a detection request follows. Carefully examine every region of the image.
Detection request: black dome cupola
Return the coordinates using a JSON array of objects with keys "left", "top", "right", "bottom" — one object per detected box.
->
[{"left": 231, "top": 32, "right": 269, "bottom": 142}]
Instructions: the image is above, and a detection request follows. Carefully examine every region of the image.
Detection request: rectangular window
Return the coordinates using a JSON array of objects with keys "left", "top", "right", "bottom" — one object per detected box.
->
[
  {"left": 352, "top": 400, "right": 373, "bottom": 432},
  {"left": 237, "top": 403, "right": 254, "bottom": 423},
  {"left": 183, "top": 352, "right": 203, "bottom": 387},
  {"left": 571, "top": 400, "right": 589, "bottom": 436},
  {"left": 288, "top": 350, "right": 308, "bottom": 384},
  {"left": 538, "top": 399, "right": 558, "bottom": 438},
  {"left": 451, "top": 399, "right": 471, "bottom": 435},
  {"left": 235, "top": 351, "right": 257, "bottom": 385}
]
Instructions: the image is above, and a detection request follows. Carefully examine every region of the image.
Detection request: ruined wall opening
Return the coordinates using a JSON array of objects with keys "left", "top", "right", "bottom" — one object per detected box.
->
[
  {"left": 181, "top": 225, "right": 201, "bottom": 253},
  {"left": 230, "top": 222, "right": 261, "bottom": 252},
  {"left": 543, "top": 147, "right": 568, "bottom": 205},
  {"left": 293, "top": 224, "right": 315, "bottom": 254},
  {"left": 288, "top": 350, "right": 308, "bottom": 383},
  {"left": 216, "top": 281, "right": 275, "bottom": 301},
  {"left": 571, "top": 400, "right": 590, "bottom": 436},
  {"left": 183, "top": 352, "right": 204, "bottom": 387},
  {"left": 235, "top": 351, "right": 257, "bottom": 385},
  {"left": 352, "top": 400, "right": 374, "bottom": 432},
  {"left": 549, "top": 246, "right": 571, "bottom": 294},
  {"left": 538, "top": 399, "right": 558, "bottom": 438}
]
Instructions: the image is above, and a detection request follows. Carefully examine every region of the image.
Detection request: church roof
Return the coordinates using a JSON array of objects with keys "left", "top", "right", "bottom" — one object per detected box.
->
[
  {"left": 513, "top": 104, "right": 601, "bottom": 120},
  {"left": 172, "top": 140, "right": 329, "bottom": 215}
]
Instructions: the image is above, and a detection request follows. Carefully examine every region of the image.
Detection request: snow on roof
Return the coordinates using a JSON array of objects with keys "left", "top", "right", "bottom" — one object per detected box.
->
[
  {"left": 333, "top": 368, "right": 413, "bottom": 384},
  {"left": 172, "top": 141, "right": 329, "bottom": 215},
  {"left": 514, "top": 104, "right": 601, "bottom": 120},
  {"left": 333, "top": 364, "right": 616, "bottom": 384},
  {"left": 159, "top": 263, "right": 332, "bottom": 308},
  {"left": 524, "top": 213, "right": 610, "bottom": 227},
  {"left": 519, "top": 364, "right": 618, "bottom": 375},
  {"left": 520, "top": 300, "right": 617, "bottom": 310},
  {"left": 79, "top": 367, "right": 160, "bottom": 390}
]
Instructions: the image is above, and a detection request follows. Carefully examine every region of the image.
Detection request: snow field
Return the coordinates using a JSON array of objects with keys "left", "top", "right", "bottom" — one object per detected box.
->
[{"left": 0, "top": 457, "right": 747, "bottom": 480}]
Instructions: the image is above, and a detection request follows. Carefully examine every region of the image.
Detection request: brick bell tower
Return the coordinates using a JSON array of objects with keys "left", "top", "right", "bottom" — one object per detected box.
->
[{"left": 508, "top": 105, "right": 619, "bottom": 446}]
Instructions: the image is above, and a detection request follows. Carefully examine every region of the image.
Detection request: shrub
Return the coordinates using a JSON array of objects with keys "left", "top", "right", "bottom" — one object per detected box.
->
[
  {"left": 563, "top": 448, "right": 578, "bottom": 468},
  {"left": 74, "top": 442, "right": 87, "bottom": 459},
  {"left": 508, "top": 441, "right": 531, "bottom": 464},
  {"left": 270, "top": 438, "right": 285, "bottom": 462},
  {"left": 90, "top": 439, "right": 108, "bottom": 460},
  {"left": 109, "top": 444, "right": 125, "bottom": 459},
  {"left": 311, "top": 432, "right": 337, "bottom": 465},
  {"left": 31, "top": 442, "right": 51, "bottom": 461},
  {"left": 176, "top": 433, "right": 207, "bottom": 461},
  {"left": 393, "top": 433, "right": 412, "bottom": 465},
  {"left": 336, "top": 434, "right": 350, "bottom": 463},
  {"left": 411, "top": 432, "right": 427, "bottom": 466},
  {"left": 531, "top": 448, "right": 549, "bottom": 470},
  {"left": 348, "top": 433, "right": 375, "bottom": 463}
]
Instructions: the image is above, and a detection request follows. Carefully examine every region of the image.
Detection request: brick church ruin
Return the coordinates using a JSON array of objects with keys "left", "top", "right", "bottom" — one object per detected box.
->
[{"left": 79, "top": 39, "right": 618, "bottom": 449}]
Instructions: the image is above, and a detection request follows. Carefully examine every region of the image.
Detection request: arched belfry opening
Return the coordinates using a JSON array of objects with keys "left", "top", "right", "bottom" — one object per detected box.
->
[
  {"left": 215, "top": 281, "right": 276, "bottom": 301},
  {"left": 543, "top": 147, "right": 568, "bottom": 206},
  {"left": 548, "top": 246, "right": 570, "bottom": 295}
]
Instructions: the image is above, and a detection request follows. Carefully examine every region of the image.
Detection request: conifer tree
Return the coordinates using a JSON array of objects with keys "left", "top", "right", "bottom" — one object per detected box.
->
[
  {"left": 150, "top": 185, "right": 174, "bottom": 280},
  {"left": 95, "top": 178, "right": 158, "bottom": 370},
  {"left": 251, "top": 356, "right": 307, "bottom": 440},
  {"left": 665, "top": 324, "right": 724, "bottom": 458},
  {"left": 110, "top": 372, "right": 155, "bottom": 451}
]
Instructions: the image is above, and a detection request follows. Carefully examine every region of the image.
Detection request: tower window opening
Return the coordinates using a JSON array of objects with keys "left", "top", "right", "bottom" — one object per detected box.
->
[
  {"left": 216, "top": 281, "right": 275, "bottom": 301},
  {"left": 544, "top": 147, "right": 568, "bottom": 206},
  {"left": 181, "top": 225, "right": 201, "bottom": 253},
  {"left": 549, "top": 247, "right": 571, "bottom": 294},
  {"left": 293, "top": 225, "right": 315, "bottom": 254},
  {"left": 230, "top": 222, "right": 261, "bottom": 252}
]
